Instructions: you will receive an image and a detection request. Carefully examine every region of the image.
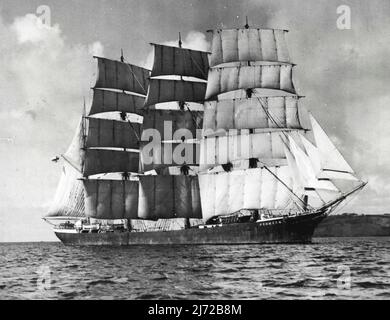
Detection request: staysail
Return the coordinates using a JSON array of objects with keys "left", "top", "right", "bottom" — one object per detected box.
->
[
  {"left": 46, "top": 162, "right": 85, "bottom": 218},
  {"left": 46, "top": 118, "right": 85, "bottom": 218},
  {"left": 309, "top": 114, "right": 358, "bottom": 181}
]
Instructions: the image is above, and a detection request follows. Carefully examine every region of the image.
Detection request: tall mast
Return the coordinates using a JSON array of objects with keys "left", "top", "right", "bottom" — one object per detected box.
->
[
  {"left": 199, "top": 25, "right": 308, "bottom": 222},
  {"left": 139, "top": 33, "right": 209, "bottom": 221}
]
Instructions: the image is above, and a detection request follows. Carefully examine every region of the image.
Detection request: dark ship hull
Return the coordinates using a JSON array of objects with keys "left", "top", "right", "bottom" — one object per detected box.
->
[{"left": 55, "top": 211, "right": 327, "bottom": 246}]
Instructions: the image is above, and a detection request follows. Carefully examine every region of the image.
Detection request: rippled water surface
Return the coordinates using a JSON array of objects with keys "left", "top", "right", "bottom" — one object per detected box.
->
[{"left": 0, "top": 237, "right": 389, "bottom": 299}]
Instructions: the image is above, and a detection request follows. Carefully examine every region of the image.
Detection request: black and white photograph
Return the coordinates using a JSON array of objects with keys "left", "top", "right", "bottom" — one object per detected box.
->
[{"left": 0, "top": 0, "right": 389, "bottom": 305}]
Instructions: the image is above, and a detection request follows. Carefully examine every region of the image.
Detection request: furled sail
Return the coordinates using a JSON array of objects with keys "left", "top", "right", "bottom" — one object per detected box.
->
[
  {"left": 83, "top": 179, "right": 138, "bottom": 219},
  {"left": 209, "top": 28, "right": 290, "bottom": 67},
  {"left": 151, "top": 44, "right": 209, "bottom": 80},
  {"left": 47, "top": 163, "right": 85, "bottom": 218},
  {"left": 89, "top": 89, "right": 144, "bottom": 116},
  {"left": 203, "top": 96, "right": 302, "bottom": 133},
  {"left": 199, "top": 167, "right": 294, "bottom": 222},
  {"left": 85, "top": 118, "right": 140, "bottom": 150},
  {"left": 205, "top": 64, "right": 295, "bottom": 100},
  {"left": 83, "top": 149, "right": 139, "bottom": 177},
  {"left": 94, "top": 57, "right": 150, "bottom": 95},
  {"left": 138, "top": 176, "right": 202, "bottom": 220},
  {"left": 144, "top": 79, "right": 207, "bottom": 107}
]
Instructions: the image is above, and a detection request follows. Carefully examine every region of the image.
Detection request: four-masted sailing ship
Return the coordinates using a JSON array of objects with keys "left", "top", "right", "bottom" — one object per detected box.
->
[{"left": 44, "top": 22, "right": 366, "bottom": 245}]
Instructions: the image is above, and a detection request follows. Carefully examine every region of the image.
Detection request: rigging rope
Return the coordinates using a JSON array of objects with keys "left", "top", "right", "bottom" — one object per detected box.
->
[
  {"left": 123, "top": 57, "right": 148, "bottom": 95},
  {"left": 331, "top": 185, "right": 364, "bottom": 215},
  {"left": 252, "top": 93, "right": 310, "bottom": 209}
]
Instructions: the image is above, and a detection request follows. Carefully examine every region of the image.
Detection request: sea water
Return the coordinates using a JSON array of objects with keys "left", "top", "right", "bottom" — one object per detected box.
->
[{"left": 0, "top": 237, "right": 389, "bottom": 300}]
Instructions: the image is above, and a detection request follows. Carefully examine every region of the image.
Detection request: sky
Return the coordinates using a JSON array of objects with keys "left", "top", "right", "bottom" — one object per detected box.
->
[{"left": 0, "top": 0, "right": 389, "bottom": 242}]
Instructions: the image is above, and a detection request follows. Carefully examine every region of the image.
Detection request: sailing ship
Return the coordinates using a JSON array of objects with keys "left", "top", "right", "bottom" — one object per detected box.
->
[{"left": 44, "top": 22, "right": 366, "bottom": 245}]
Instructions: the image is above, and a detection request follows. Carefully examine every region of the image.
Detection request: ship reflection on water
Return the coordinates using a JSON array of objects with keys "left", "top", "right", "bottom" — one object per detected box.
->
[{"left": 0, "top": 237, "right": 389, "bottom": 300}]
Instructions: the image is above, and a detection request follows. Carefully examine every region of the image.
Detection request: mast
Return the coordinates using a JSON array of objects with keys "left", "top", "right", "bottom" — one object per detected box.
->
[
  {"left": 138, "top": 33, "right": 209, "bottom": 222},
  {"left": 198, "top": 19, "right": 364, "bottom": 222},
  {"left": 47, "top": 51, "right": 150, "bottom": 221}
]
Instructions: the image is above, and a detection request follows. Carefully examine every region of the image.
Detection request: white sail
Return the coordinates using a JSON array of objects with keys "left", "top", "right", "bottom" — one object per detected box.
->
[
  {"left": 288, "top": 136, "right": 341, "bottom": 204},
  {"left": 209, "top": 28, "right": 290, "bottom": 67},
  {"left": 203, "top": 96, "right": 301, "bottom": 133},
  {"left": 83, "top": 180, "right": 139, "bottom": 220},
  {"left": 206, "top": 64, "right": 295, "bottom": 100},
  {"left": 144, "top": 79, "right": 207, "bottom": 107},
  {"left": 309, "top": 114, "right": 358, "bottom": 181},
  {"left": 299, "top": 133, "right": 322, "bottom": 174},
  {"left": 86, "top": 118, "right": 140, "bottom": 150},
  {"left": 89, "top": 89, "right": 144, "bottom": 116},
  {"left": 63, "top": 117, "right": 85, "bottom": 172},
  {"left": 200, "top": 131, "right": 294, "bottom": 171},
  {"left": 47, "top": 163, "right": 85, "bottom": 218},
  {"left": 94, "top": 57, "right": 150, "bottom": 95},
  {"left": 199, "top": 167, "right": 294, "bottom": 222},
  {"left": 151, "top": 44, "right": 209, "bottom": 80}
]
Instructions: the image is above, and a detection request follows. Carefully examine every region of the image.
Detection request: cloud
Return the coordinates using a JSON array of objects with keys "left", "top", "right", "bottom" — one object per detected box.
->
[{"left": 0, "top": 12, "right": 104, "bottom": 210}]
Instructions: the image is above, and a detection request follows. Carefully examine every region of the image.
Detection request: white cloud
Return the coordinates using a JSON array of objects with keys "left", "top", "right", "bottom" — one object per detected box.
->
[{"left": 0, "top": 12, "right": 104, "bottom": 211}]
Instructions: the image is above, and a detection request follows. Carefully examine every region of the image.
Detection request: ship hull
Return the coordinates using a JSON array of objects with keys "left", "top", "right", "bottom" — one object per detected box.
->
[{"left": 55, "top": 211, "right": 327, "bottom": 246}]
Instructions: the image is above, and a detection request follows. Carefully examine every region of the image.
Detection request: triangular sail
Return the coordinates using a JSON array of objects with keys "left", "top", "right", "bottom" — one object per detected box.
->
[
  {"left": 309, "top": 114, "right": 358, "bottom": 180},
  {"left": 47, "top": 163, "right": 85, "bottom": 218},
  {"left": 46, "top": 117, "right": 86, "bottom": 218},
  {"left": 287, "top": 136, "right": 342, "bottom": 205}
]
